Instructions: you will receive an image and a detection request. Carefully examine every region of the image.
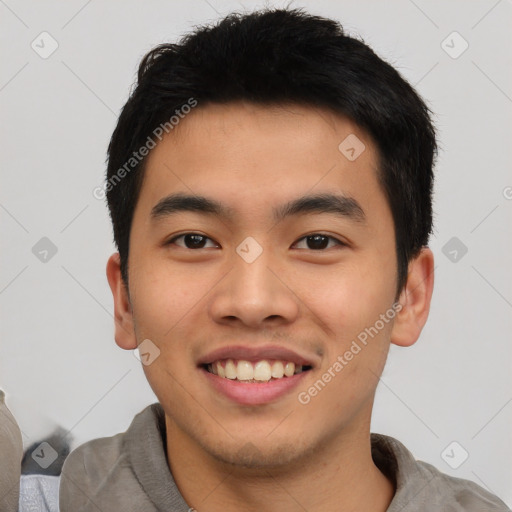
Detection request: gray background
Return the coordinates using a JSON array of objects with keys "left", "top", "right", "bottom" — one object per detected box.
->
[{"left": 1, "top": 0, "right": 511, "bottom": 506}]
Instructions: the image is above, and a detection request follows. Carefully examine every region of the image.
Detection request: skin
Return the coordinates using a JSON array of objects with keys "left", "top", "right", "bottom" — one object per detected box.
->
[{"left": 107, "top": 101, "right": 434, "bottom": 512}]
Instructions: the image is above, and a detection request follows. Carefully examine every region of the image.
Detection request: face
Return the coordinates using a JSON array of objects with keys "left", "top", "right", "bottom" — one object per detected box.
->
[{"left": 109, "top": 101, "right": 422, "bottom": 469}]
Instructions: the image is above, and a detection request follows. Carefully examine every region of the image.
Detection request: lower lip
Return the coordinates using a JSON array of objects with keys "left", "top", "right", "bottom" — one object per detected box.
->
[{"left": 200, "top": 367, "right": 309, "bottom": 405}]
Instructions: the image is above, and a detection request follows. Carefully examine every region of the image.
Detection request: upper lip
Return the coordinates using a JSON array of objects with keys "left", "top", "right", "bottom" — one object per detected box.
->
[{"left": 198, "top": 344, "right": 317, "bottom": 368}]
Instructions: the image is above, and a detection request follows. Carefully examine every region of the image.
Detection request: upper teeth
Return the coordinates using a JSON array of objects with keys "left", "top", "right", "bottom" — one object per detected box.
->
[{"left": 208, "top": 359, "right": 303, "bottom": 382}]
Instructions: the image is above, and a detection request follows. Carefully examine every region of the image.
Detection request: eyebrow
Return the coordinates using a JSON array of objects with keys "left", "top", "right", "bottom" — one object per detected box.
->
[{"left": 150, "top": 192, "right": 366, "bottom": 224}]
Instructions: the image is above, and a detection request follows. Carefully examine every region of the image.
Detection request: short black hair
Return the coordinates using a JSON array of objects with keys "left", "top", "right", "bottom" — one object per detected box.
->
[{"left": 105, "top": 7, "right": 437, "bottom": 295}]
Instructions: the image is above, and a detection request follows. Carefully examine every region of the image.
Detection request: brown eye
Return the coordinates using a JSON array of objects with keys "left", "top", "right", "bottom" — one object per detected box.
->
[
  {"left": 293, "top": 234, "right": 344, "bottom": 250},
  {"left": 168, "top": 233, "right": 218, "bottom": 249}
]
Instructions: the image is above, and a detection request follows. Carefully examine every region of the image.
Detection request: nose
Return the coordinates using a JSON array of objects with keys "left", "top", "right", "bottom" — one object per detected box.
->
[{"left": 208, "top": 242, "right": 299, "bottom": 330}]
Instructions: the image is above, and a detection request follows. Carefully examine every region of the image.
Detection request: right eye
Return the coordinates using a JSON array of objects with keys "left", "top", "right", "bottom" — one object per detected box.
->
[{"left": 166, "top": 233, "right": 219, "bottom": 250}]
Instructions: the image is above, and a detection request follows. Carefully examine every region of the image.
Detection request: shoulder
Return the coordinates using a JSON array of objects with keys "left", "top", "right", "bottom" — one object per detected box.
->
[
  {"left": 59, "top": 431, "right": 128, "bottom": 509},
  {"left": 59, "top": 403, "right": 162, "bottom": 512},
  {"left": 413, "top": 458, "right": 511, "bottom": 511},
  {"left": 61, "top": 430, "right": 126, "bottom": 478},
  {"left": 371, "top": 434, "right": 511, "bottom": 511},
  {"left": 0, "top": 391, "right": 23, "bottom": 512}
]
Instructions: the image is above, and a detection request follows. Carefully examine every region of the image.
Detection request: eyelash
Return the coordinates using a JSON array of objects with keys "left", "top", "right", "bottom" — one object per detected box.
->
[{"left": 166, "top": 233, "right": 346, "bottom": 251}]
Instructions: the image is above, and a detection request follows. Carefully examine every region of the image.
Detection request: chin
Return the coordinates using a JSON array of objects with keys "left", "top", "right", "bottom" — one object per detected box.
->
[{"left": 203, "top": 437, "right": 313, "bottom": 469}]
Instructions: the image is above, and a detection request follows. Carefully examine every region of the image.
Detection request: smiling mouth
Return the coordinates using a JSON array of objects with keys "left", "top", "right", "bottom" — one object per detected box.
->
[{"left": 202, "top": 359, "right": 313, "bottom": 383}]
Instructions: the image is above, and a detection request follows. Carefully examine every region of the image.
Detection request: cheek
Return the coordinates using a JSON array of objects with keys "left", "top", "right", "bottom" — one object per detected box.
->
[
  {"left": 299, "top": 319, "right": 393, "bottom": 419},
  {"left": 302, "top": 259, "right": 395, "bottom": 382},
  {"left": 129, "top": 259, "right": 209, "bottom": 339},
  {"left": 296, "top": 255, "right": 394, "bottom": 333}
]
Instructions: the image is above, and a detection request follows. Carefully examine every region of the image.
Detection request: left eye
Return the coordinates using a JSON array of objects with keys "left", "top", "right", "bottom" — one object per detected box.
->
[{"left": 293, "top": 234, "right": 343, "bottom": 250}]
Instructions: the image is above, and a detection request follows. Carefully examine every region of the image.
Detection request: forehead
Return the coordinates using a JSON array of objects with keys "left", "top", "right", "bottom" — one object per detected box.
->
[{"left": 136, "top": 101, "right": 387, "bottom": 224}]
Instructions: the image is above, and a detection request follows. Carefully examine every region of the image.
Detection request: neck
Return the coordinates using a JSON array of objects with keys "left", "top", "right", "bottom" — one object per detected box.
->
[{"left": 165, "top": 416, "right": 395, "bottom": 512}]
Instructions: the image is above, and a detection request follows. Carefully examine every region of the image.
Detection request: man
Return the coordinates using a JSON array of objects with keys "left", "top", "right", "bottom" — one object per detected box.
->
[{"left": 59, "top": 7, "right": 510, "bottom": 511}]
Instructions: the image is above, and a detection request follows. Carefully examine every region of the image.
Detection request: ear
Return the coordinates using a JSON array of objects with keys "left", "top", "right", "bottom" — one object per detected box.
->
[
  {"left": 390, "top": 247, "right": 434, "bottom": 347},
  {"left": 106, "top": 252, "right": 137, "bottom": 350}
]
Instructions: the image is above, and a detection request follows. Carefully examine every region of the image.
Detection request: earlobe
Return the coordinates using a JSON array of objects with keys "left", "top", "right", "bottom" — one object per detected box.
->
[
  {"left": 390, "top": 247, "right": 435, "bottom": 347},
  {"left": 106, "top": 253, "right": 138, "bottom": 350}
]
